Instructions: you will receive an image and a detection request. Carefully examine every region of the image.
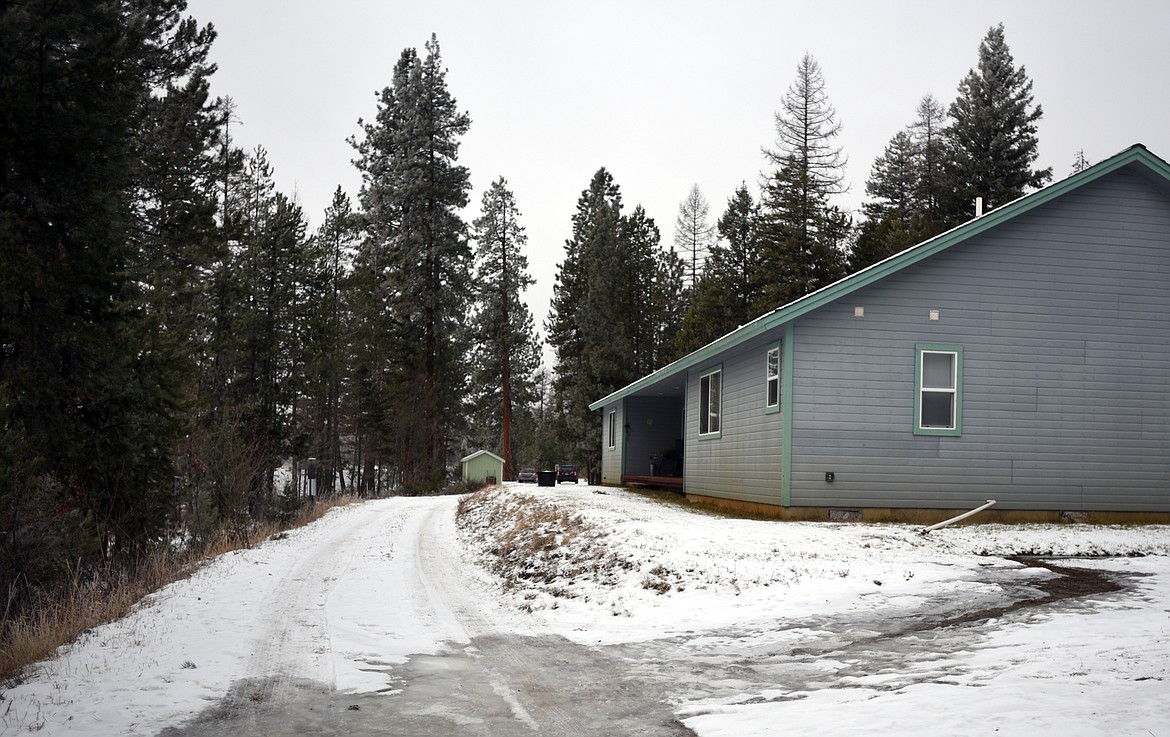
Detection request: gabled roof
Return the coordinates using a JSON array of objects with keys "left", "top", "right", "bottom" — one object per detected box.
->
[
  {"left": 460, "top": 449, "right": 504, "bottom": 464},
  {"left": 590, "top": 144, "right": 1170, "bottom": 411}
]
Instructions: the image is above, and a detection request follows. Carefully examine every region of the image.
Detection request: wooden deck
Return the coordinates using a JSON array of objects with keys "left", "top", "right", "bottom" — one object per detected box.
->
[{"left": 622, "top": 475, "right": 684, "bottom": 490}]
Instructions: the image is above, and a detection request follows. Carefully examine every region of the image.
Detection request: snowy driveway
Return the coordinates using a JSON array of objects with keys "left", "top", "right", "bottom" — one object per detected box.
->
[
  {"left": 157, "top": 496, "right": 692, "bottom": 736},
  {"left": 2, "top": 489, "right": 1167, "bottom": 736}
]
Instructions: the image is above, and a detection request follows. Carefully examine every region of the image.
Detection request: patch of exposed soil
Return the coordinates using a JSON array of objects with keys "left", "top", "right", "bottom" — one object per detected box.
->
[{"left": 931, "top": 557, "right": 1123, "bottom": 629}]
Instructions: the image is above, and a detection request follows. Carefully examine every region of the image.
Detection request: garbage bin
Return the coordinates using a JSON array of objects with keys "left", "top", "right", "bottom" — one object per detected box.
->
[{"left": 537, "top": 470, "right": 555, "bottom": 487}]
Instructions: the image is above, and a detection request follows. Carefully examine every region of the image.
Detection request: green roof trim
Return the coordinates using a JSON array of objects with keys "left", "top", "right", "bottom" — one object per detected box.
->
[{"left": 589, "top": 144, "right": 1170, "bottom": 412}]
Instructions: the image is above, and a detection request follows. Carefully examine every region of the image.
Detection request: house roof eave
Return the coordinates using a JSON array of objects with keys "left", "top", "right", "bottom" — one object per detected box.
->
[
  {"left": 460, "top": 449, "right": 504, "bottom": 464},
  {"left": 589, "top": 144, "right": 1170, "bottom": 412}
]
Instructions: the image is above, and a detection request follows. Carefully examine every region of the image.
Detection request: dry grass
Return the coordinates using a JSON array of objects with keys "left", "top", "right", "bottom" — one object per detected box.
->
[
  {"left": 456, "top": 487, "right": 633, "bottom": 603},
  {"left": 0, "top": 495, "right": 358, "bottom": 683}
]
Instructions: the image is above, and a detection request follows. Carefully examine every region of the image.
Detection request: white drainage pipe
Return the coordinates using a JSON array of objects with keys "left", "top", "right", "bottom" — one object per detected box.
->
[{"left": 919, "top": 499, "right": 997, "bottom": 535}]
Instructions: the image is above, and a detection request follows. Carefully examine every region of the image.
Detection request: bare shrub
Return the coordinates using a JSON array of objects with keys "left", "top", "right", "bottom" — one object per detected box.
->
[{"left": 641, "top": 564, "right": 675, "bottom": 594}]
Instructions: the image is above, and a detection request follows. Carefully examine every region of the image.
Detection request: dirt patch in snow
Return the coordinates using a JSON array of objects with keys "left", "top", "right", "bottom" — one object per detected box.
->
[{"left": 928, "top": 557, "right": 1125, "bottom": 630}]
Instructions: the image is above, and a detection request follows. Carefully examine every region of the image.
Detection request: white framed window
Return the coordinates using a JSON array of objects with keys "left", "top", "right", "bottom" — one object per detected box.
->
[
  {"left": 607, "top": 409, "right": 616, "bottom": 449},
  {"left": 699, "top": 367, "right": 722, "bottom": 437},
  {"left": 915, "top": 344, "right": 963, "bottom": 436},
  {"left": 766, "top": 345, "right": 781, "bottom": 412}
]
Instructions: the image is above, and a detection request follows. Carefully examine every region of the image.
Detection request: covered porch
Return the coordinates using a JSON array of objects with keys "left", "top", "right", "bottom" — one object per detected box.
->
[
  {"left": 622, "top": 474, "right": 685, "bottom": 490},
  {"left": 600, "top": 375, "right": 686, "bottom": 491}
]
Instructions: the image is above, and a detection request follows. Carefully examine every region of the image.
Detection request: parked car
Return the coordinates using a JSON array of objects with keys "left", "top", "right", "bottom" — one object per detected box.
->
[
  {"left": 555, "top": 464, "right": 578, "bottom": 484},
  {"left": 517, "top": 467, "right": 538, "bottom": 483}
]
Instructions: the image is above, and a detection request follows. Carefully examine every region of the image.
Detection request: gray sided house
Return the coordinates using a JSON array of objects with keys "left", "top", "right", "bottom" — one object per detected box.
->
[{"left": 590, "top": 145, "right": 1170, "bottom": 520}]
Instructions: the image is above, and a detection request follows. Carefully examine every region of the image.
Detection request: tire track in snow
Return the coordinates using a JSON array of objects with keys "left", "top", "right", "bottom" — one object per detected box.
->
[
  {"left": 407, "top": 499, "right": 690, "bottom": 735},
  {"left": 239, "top": 501, "right": 401, "bottom": 700},
  {"left": 163, "top": 497, "right": 696, "bottom": 735}
]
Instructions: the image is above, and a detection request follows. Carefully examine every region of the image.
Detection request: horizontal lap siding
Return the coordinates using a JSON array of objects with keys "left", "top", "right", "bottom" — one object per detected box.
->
[
  {"left": 600, "top": 402, "right": 623, "bottom": 485},
  {"left": 685, "top": 333, "right": 784, "bottom": 505},
  {"left": 791, "top": 169, "right": 1170, "bottom": 511}
]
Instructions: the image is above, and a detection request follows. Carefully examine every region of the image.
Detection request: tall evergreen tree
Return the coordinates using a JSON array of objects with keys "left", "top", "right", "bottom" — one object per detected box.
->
[
  {"left": 547, "top": 169, "right": 661, "bottom": 478},
  {"left": 351, "top": 35, "right": 472, "bottom": 493},
  {"left": 0, "top": 0, "right": 224, "bottom": 600},
  {"left": 862, "top": 131, "right": 919, "bottom": 224},
  {"left": 304, "top": 188, "right": 361, "bottom": 494},
  {"left": 650, "top": 245, "right": 687, "bottom": 368},
  {"left": 467, "top": 178, "right": 542, "bottom": 480},
  {"left": 218, "top": 149, "right": 311, "bottom": 513},
  {"left": 547, "top": 168, "right": 623, "bottom": 405},
  {"left": 619, "top": 205, "right": 665, "bottom": 377},
  {"left": 673, "top": 184, "right": 715, "bottom": 293},
  {"left": 853, "top": 93, "right": 955, "bottom": 270},
  {"left": 910, "top": 94, "right": 951, "bottom": 232},
  {"left": 852, "top": 130, "right": 933, "bottom": 270},
  {"left": 759, "top": 53, "right": 850, "bottom": 307},
  {"left": 763, "top": 54, "right": 848, "bottom": 197},
  {"left": 678, "top": 185, "right": 766, "bottom": 354},
  {"left": 944, "top": 23, "right": 1051, "bottom": 223}
]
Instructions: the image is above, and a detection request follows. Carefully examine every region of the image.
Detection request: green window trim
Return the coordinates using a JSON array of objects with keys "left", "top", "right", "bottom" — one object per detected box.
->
[
  {"left": 698, "top": 365, "right": 722, "bottom": 439},
  {"left": 765, "top": 343, "right": 782, "bottom": 414},
  {"left": 914, "top": 343, "right": 963, "bottom": 436}
]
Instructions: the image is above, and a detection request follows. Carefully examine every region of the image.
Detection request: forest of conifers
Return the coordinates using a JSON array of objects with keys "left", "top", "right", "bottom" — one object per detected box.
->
[{"left": 1, "top": 2, "right": 1057, "bottom": 620}]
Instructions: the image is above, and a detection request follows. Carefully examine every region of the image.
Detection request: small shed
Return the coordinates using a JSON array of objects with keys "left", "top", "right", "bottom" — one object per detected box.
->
[{"left": 460, "top": 450, "right": 504, "bottom": 485}]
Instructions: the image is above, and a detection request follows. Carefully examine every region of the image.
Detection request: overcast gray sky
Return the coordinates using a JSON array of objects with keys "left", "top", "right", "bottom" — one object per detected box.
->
[{"left": 186, "top": 0, "right": 1170, "bottom": 351}]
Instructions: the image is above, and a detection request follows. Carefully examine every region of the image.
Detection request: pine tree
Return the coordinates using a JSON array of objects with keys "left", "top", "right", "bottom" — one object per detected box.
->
[
  {"left": 1071, "top": 149, "right": 1091, "bottom": 174},
  {"left": 944, "top": 23, "right": 1051, "bottom": 223},
  {"left": 351, "top": 35, "right": 472, "bottom": 493},
  {"left": 862, "top": 131, "right": 919, "bottom": 224},
  {"left": 576, "top": 175, "right": 635, "bottom": 395},
  {"left": 616, "top": 206, "right": 660, "bottom": 377},
  {"left": 547, "top": 168, "right": 661, "bottom": 478},
  {"left": 304, "top": 188, "right": 361, "bottom": 494},
  {"left": 650, "top": 245, "right": 687, "bottom": 367},
  {"left": 547, "top": 168, "right": 623, "bottom": 405},
  {"left": 852, "top": 130, "right": 933, "bottom": 270},
  {"left": 673, "top": 184, "right": 715, "bottom": 293},
  {"left": 764, "top": 54, "right": 848, "bottom": 198},
  {"left": 759, "top": 54, "right": 850, "bottom": 307},
  {"left": 467, "top": 178, "right": 542, "bottom": 480},
  {"left": 678, "top": 185, "right": 766, "bottom": 354},
  {"left": 0, "top": 0, "right": 225, "bottom": 599},
  {"left": 910, "top": 94, "right": 951, "bottom": 232},
  {"left": 227, "top": 151, "right": 310, "bottom": 511},
  {"left": 851, "top": 210, "right": 932, "bottom": 271}
]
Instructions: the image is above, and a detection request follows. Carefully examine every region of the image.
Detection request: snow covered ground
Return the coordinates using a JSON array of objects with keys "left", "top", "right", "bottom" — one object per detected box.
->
[
  {"left": 459, "top": 485, "right": 1169, "bottom": 735},
  {"left": 2, "top": 484, "right": 1167, "bottom": 736}
]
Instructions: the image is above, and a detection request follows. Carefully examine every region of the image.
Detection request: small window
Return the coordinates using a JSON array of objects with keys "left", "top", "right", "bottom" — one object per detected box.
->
[
  {"left": 699, "top": 368, "right": 721, "bottom": 436},
  {"left": 915, "top": 345, "right": 963, "bottom": 436},
  {"left": 766, "top": 345, "right": 781, "bottom": 411},
  {"left": 607, "top": 409, "right": 616, "bottom": 449}
]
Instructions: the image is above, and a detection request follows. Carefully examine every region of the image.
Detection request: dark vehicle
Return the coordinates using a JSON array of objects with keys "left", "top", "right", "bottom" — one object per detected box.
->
[
  {"left": 517, "top": 467, "right": 538, "bottom": 483},
  {"left": 555, "top": 464, "right": 578, "bottom": 484}
]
